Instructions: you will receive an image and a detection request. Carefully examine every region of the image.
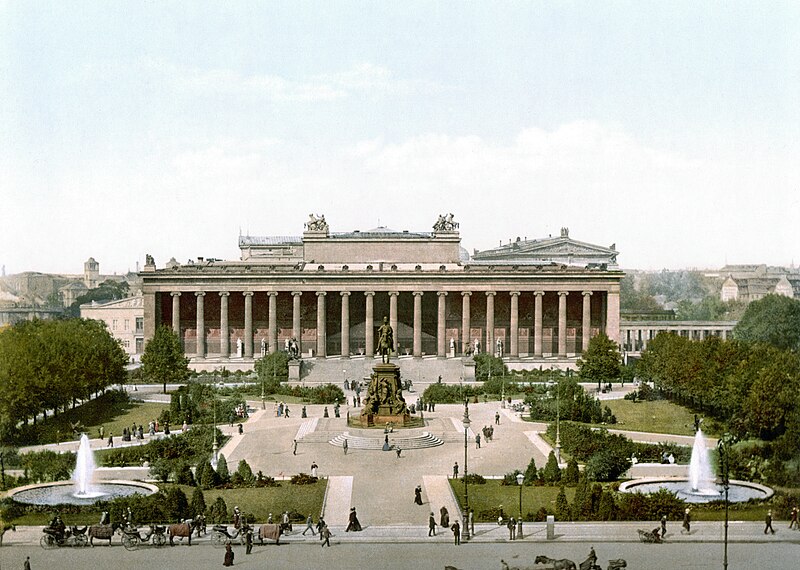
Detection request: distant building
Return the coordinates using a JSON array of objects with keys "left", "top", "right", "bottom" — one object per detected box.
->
[
  {"left": 80, "top": 296, "right": 145, "bottom": 359},
  {"left": 719, "top": 264, "right": 799, "bottom": 303}
]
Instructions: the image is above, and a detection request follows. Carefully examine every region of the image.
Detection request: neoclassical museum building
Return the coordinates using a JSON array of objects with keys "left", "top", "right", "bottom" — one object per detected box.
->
[{"left": 141, "top": 216, "right": 622, "bottom": 376}]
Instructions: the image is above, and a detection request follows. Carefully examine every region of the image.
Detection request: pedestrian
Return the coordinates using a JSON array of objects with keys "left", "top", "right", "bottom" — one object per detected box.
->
[
  {"left": 475, "top": 434, "right": 481, "bottom": 449},
  {"left": 346, "top": 507, "right": 362, "bottom": 532},
  {"left": 682, "top": 508, "right": 691, "bottom": 534},
  {"left": 343, "top": 439, "right": 348, "bottom": 455},
  {"left": 395, "top": 447, "right": 402, "bottom": 458},
  {"left": 440, "top": 506, "right": 450, "bottom": 528},
  {"left": 316, "top": 516, "right": 325, "bottom": 538},
  {"left": 223, "top": 541, "right": 234, "bottom": 566},
  {"left": 321, "top": 524, "right": 332, "bottom": 547},
  {"left": 587, "top": 546, "right": 597, "bottom": 566},
  {"left": 99, "top": 425, "right": 104, "bottom": 439},
  {"left": 303, "top": 514, "right": 316, "bottom": 536},
  {"left": 414, "top": 485, "right": 423, "bottom": 505},
  {"left": 24, "top": 556, "right": 31, "bottom": 570},
  {"left": 469, "top": 508, "right": 474, "bottom": 536},
  {"left": 293, "top": 439, "right": 298, "bottom": 455},
  {"left": 284, "top": 406, "right": 290, "bottom": 418},
  {"left": 107, "top": 433, "right": 114, "bottom": 448},
  {"left": 507, "top": 516, "right": 516, "bottom": 540},
  {"left": 334, "top": 403, "right": 340, "bottom": 418},
  {"left": 451, "top": 520, "right": 461, "bottom": 545},
  {"left": 311, "top": 461, "right": 318, "bottom": 477},
  {"left": 453, "top": 462, "right": 459, "bottom": 478},
  {"left": 661, "top": 514, "right": 667, "bottom": 538},
  {"left": 495, "top": 411, "right": 500, "bottom": 425},
  {"left": 765, "top": 509, "right": 775, "bottom": 534},
  {"left": 245, "top": 524, "right": 253, "bottom": 554},
  {"left": 428, "top": 512, "right": 437, "bottom": 536},
  {"left": 790, "top": 506, "right": 798, "bottom": 529},
  {"left": 282, "top": 511, "right": 290, "bottom": 532},
  {"left": 324, "top": 406, "right": 329, "bottom": 418},
  {"left": 302, "top": 405, "right": 307, "bottom": 418}
]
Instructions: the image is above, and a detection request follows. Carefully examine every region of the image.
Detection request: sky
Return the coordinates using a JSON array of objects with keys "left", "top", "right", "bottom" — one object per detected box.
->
[{"left": 2, "top": 1, "right": 799, "bottom": 276}]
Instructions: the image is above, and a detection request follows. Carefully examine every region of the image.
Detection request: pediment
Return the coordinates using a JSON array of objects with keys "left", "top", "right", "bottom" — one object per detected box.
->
[{"left": 473, "top": 237, "right": 617, "bottom": 264}]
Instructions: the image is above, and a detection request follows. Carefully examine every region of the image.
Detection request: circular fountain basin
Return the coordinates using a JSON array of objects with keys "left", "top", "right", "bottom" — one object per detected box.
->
[
  {"left": 8, "top": 480, "right": 159, "bottom": 506},
  {"left": 619, "top": 477, "right": 773, "bottom": 504}
]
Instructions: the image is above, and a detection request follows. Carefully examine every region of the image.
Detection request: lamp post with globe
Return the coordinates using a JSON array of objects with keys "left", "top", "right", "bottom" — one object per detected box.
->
[
  {"left": 516, "top": 472, "right": 524, "bottom": 539},
  {"left": 462, "top": 401, "right": 471, "bottom": 540}
]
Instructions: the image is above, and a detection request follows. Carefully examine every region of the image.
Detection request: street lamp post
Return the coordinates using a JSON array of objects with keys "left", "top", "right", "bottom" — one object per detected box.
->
[
  {"left": 261, "top": 368, "right": 266, "bottom": 410},
  {"left": 553, "top": 367, "right": 561, "bottom": 463},
  {"left": 516, "top": 472, "right": 524, "bottom": 539},
  {"left": 463, "top": 402, "right": 471, "bottom": 540},
  {"left": 717, "top": 433, "right": 735, "bottom": 570},
  {"left": 211, "top": 391, "right": 219, "bottom": 469}
]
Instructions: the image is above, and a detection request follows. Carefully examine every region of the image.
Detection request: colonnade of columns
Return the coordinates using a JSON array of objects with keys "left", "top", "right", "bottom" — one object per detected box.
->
[
  {"left": 165, "top": 288, "right": 618, "bottom": 360},
  {"left": 621, "top": 325, "right": 733, "bottom": 352}
]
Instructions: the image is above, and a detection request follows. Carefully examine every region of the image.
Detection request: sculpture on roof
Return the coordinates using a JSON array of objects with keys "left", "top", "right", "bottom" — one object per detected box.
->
[
  {"left": 433, "top": 213, "right": 459, "bottom": 232},
  {"left": 145, "top": 254, "right": 155, "bottom": 266},
  {"left": 305, "top": 213, "right": 328, "bottom": 232}
]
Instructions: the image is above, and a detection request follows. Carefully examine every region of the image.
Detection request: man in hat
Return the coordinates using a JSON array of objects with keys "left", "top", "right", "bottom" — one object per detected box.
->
[
  {"left": 765, "top": 509, "right": 776, "bottom": 534},
  {"left": 682, "top": 508, "right": 691, "bottom": 534},
  {"left": 428, "top": 512, "right": 436, "bottom": 536}
]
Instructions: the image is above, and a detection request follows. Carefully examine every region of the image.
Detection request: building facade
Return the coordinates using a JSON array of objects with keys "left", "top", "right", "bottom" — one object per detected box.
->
[
  {"left": 80, "top": 296, "right": 145, "bottom": 360},
  {"left": 140, "top": 217, "right": 623, "bottom": 373}
]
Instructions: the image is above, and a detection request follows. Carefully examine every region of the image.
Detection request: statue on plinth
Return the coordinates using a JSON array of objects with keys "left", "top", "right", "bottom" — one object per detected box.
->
[{"left": 376, "top": 316, "right": 394, "bottom": 363}]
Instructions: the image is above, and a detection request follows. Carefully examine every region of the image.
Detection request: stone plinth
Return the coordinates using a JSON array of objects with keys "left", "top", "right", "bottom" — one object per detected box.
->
[
  {"left": 359, "top": 362, "right": 410, "bottom": 427},
  {"left": 462, "top": 357, "right": 476, "bottom": 381},
  {"left": 288, "top": 360, "right": 301, "bottom": 381}
]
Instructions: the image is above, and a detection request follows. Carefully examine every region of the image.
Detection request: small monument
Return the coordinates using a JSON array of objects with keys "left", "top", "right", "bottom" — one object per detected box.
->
[{"left": 360, "top": 317, "right": 410, "bottom": 427}]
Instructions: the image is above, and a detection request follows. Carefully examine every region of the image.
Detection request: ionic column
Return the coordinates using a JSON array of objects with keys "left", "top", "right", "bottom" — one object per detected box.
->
[
  {"left": 171, "top": 292, "right": 181, "bottom": 335},
  {"left": 413, "top": 291, "right": 423, "bottom": 357},
  {"left": 243, "top": 292, "right": 253, "bottom": 358},
  {"left": 316, "top": 292, "right": 327, "bottom": 357},
  {"left": 292, "top": 292, "right": 302, "bottom": 354},
  {"left": 364, "top": 292, "right": 375, "bottom": 357},
  {"left": 268, "top": 292, "right": 278, "bottom": 353},
  {"left": 582, "top": 291, "right": 593, "bottom": 353},
  {"left": 558, "top": 291, "right": 568, "bottom": 357},
  {"left": 485, "top": 292, "right": 495, "bottom": 355},
  {"left": 389, "top": 292, "right": 399, "bottom": 351},
  {"left": 437, "top": 292, "right": 448, "bottom": 358},
  {"left": 195, "top": 291, "right": 206, "bottom": 358},
  {"left": 605, "top": 289, "right": 621, "bottom": 344},
  {"left": 461, "top": 292, "right": 471, "bottom": 355},
  {"left": 534, "top": 291, "right": 544, "bottom": 357},
  {"left": 509, "top": 292, "right": 520, "bottom": 357},
  {"left": 219, "top": 292, "right": 230, "bottom": 358},
  {"left": 340, "top": 291, "right": 350, "bottom": 358}
]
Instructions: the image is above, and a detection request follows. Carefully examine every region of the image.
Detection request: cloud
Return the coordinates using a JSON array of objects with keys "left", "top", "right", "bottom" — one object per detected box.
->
[{"left": 135, "top": 59, "right": 436, "bottom": 102}]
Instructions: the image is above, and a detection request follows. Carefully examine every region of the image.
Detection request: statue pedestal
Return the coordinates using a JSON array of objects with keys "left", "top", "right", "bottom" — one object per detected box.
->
[
  {"left": 462, "top": 357, "right": 476, "bottom": 382},
  {"left": 359, "top": 362, "right": 410, "bottom": 427},
  {"left": 288, "top": 361, "right": 301, "bottom": 381}
]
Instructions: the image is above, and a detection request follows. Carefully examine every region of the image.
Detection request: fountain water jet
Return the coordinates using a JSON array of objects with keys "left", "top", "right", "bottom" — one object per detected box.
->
[
  {"left": 72, "top": 433, "right": 106, "bottom": 498},
  {"left": 687, "top": 429, "right": 718, "bottom": 495}
]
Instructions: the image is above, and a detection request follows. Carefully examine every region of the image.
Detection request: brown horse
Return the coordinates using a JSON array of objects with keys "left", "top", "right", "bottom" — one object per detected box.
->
[
  {"left": 88, "top": 522, "right": 122, "bottom": 546},
  {"left": 257, "top": 523, "right": 282, "bottom": 545},
  {"left": 535, "top": 555, "right": 577, "bottom": 570},
  {"left": 168, "top": 519, "right": 201, "bottom": 546}
]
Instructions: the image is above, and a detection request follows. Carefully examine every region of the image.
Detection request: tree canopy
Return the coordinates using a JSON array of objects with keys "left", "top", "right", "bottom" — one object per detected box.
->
[
  {"left": 576, "top": 333, "right": 622, "bottom": 389},
  {"left": 141, "top": 325, "right": 190, "bottom": 393},
  {"left": 734, "top": 294, "right": 800, "bottom": 352},
  {"left": 0, "top": 318, "right": 128, "bottom": 442}
]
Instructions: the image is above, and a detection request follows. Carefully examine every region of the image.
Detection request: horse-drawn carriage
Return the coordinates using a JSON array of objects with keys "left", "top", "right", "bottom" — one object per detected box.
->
[
  {"left": 497, "top": 555, "right": 626, "bottom": 570},
  {"left": 167, "top": 519, "right": 203, "bottom": 546},
  {"left": 40, "top": 526, "right": 88, "bottom": 549},
  {"left": 120, "top": 524, "right": 167, "bottom": 550},
  {"left": 87, "top": 522, "right": 123, "bottom": 546},
  {"left": 638, "top": 527, "right": 663, "bottom": 543},
  {"left": 211, "top": 523, "right": 246, "bottom": 548}
]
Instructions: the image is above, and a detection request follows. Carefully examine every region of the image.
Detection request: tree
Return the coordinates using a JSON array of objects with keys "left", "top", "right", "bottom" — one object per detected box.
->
[
  {"left": 235, "top": 459, "right": 255, "bottom": 486},
  {"left": 563, "top": 457, "right": 580, "bottom": 486},
  {"left": 734, "top": 294, "right": 800, "bottom": 351},
  {"left": 555, "top": 486, "right": 571, "bottom": 521},
  {"left": 474, "top": 353, "right": 508, "bottom": 381},
  {"left": 523, "top": 457, "right": 539, "bottom": 485},
  {"left": 255, "top": 351, "right": 290, "bottom": 387},
  {"left": 141, "top": 325, "right": 190, "bottom": 394},
  {"left": 189, "top": 486, "right": 207, "bottom": 517},
  {"left": 542, "top": 451, "right": 561, "bottom": 483},
  {"left": 576, "top": 332, "right": 622, "bottom": 391},
  {"left": 216, "top": 454, "right": 230, "bottom": 483},
  {"left": 162, "top": 487, "right": 190, "bottom": 522}
]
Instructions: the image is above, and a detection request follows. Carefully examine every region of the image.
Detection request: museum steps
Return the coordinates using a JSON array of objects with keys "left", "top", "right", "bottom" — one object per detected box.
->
[
  {"left": 327, "top": 431, "right": 444, "bottom": 450},
  {"left": 292, "top": 355, "right": 468, "bottom": 385}
]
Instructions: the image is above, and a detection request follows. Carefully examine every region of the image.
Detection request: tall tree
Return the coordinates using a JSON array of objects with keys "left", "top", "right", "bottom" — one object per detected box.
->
[
  {"left": 576, "top": 332, "right": 622, "bottom": 391},
  {"left": 734, "top": 294, "right": 800, "bottom": 351},
  {"left": 141, "top": 325, "right": 190, "bottom": 394}
]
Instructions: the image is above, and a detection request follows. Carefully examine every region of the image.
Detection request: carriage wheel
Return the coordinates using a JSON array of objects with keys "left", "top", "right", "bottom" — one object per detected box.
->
[
  {"left": 122, "top": 534, "right": 139, "bottom": 551},
  {"left": 153, "top": 533, "right": 166, "bottom": 547},
  {"left": 75, "top": 534, "right": 88, "bottom": 547},
  {"left": 40, "top": 535, "right": 56, "bottom": 550},
  {"left": 211, "top": 532, "right": 227, "bottom": 548}
]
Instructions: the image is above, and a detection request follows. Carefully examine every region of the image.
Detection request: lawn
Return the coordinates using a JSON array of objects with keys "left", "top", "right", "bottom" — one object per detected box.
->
[
  {"left": 450, "top": 479, "right": 574, "bottom": 522},
  {"left": 21, "top": 395, "right": 168, "bottom": 446},
  {"left": 601, "top": 399, "right": 718, "bottom": 437}
]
